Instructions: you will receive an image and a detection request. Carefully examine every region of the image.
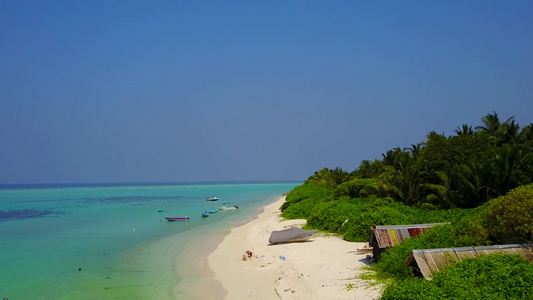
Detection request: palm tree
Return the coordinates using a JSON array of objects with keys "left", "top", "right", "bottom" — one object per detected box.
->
[
  {"left": 476, "top": 112, "right": 517, "bottom": 147},
  {"left": 382, "top": 147, "right": 412, "bottom": 171},
  {"left": 403, "top": 166, "right": 426, "bottom": 206},
  {"left": 500, "top": 120, "right": 521, "bottom": 145},
  {"left": 423, "top": 170, "right": 452, "bottom": 208},
  {"left": 492, "top": 144, "right": 522, "bottom": 195},
  {"left": 357, "top": 160, "right": 372, "bottom": 179},
  {"left": 456, "top": 161, "right": 493, "bottom": 207},
  {"left": 329, "top": 167, "right": 350, "bottom": 186},
  {"left": 518, "top": 124, "right": 533, "bottom": 153},
  {"left": 476, "top": 111, "right": 510, "bottom": 134},
  {"left": 306, "top": 167, "right": 348, "bottom": 189},
  {"left": 455, "top": 124, "right": 474, "bottom": 136},
  {"left": 382, "top": 150, "right": 396, "bottom": 167},
  {"left": 477, "top": 110, "right": 513, "bottom": 130},
  {"left": 377, "top": 166, "right": 405, "bottom": 203},
  {"left": 404, "top": 143, "right": 425, "bottom": 161}
]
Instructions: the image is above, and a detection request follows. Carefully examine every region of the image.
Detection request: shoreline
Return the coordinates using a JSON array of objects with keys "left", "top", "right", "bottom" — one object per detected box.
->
[
  {"left": 172, "top": 205, "right": 277, "bottom": 299},
  {"left": 173, "top": 227, "right": 228, "bottom": 300},
  {"left": 206, "top": 196, "right": 382, "bottom": 299}
]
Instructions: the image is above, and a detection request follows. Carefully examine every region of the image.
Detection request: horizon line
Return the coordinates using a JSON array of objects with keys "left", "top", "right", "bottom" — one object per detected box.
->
[{"left": 0, "top": 180, "right": 304, "bottom": 190}]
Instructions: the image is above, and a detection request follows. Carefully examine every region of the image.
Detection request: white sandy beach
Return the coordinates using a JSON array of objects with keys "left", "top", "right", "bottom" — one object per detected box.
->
[{"left": 207, "top": 196, "right": 382, "bottom": 300}]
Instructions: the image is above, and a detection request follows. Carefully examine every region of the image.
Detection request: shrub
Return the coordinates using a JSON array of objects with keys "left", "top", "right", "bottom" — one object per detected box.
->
[
  {"left": 482, "top": 184, "right": 533, "bottom": 244},
  {"left": 283, "top": 184, "right": 479, "bottom": 243},
  {"left": 281, "top": 184, "right": 333, "bottom": 219},
  {"left": 305, "top": 197, "right": 418, "bottom": 242},
  {"left": 334, "top": 178, "right": 379, "bottom": 198},
  {"left": 380, "top": 254, "right": 533, "bottom": 300}
]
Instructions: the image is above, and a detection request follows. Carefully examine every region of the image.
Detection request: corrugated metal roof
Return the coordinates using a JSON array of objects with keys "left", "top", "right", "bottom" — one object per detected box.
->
[
  {"left": 370, "top": 223, "right": 446, "bottom": 249},
  {"left": 406, "top": 244, "right": 533, "bottom": 280}
]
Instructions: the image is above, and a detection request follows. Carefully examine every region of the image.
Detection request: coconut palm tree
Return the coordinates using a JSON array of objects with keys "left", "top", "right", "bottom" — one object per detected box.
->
[
  {"left": 404, "top": 143, "right": 425, "bottom": 161},
  {"left": 455, "top": 124, "right": 474, "bottom": 136},
  {"left": 456, "top": 161, "right": 493, "bottom": 207},
  {"left": 499, "top": 120, "right": 521, "bottom": 145},
  {"left": 476, "top": 111, "right": 512, "bottom": 134},
  {"left": 356, "top": 160, "right": 382, "bottom": 179},
  {"left": 492, "top": 144, "right": 522, "bottom": 195}
]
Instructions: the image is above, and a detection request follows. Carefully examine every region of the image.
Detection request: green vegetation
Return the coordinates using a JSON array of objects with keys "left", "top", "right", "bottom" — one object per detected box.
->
[
  {"left": 283, "top": 187, "right": 470, "bottom": 242},
  {"left": 483, "top": 184, "right": 533, "bottom": 244},
  {"left": 380, "top": 254, "right": 533, "bottom": 300},
  {"left": 281, "top": 112, "right": 533, "bottom": 299},
  {"left": 298, "top": 112, "right": 533, "bottom": 209}
]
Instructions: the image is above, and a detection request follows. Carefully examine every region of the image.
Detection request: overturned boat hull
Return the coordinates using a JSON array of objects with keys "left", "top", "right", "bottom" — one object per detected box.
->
[{"left": 269, "top": 227, "right": 317, "bottom": 244}]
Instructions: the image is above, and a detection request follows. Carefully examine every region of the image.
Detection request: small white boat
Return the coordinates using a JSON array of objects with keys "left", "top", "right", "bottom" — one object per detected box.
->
[
  {"left": 206, "top": 197, "right": 219, "bottom": 201},
  {"left": 218, "top": 205, "right": 239, "bottom": 210}
]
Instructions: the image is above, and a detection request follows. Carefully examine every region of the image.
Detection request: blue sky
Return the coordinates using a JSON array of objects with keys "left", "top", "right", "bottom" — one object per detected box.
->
[{"left": 1, "top": 1, "right": 532, "bottom": 184}]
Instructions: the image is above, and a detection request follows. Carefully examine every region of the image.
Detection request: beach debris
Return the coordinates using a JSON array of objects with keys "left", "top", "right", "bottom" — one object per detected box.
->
[
  {"left": 243, "top": 250, "right": 257, "bottom": 261},
  {"left": 337, "top": 218, "right": 349, "bottom": 233},
  {"left": 356, "top": 243, "right": 373, "bottom": 254},
  {"left": 279, "top": 255, "right": 286, "bottom": 261}
]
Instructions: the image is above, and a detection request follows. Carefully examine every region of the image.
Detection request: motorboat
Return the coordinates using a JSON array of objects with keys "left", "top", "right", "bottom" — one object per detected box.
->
[
  {"left": 206, "top": 197, "right": 219, "bottom": 201},
  {"left": 165, "top": 217, "right": 189, "bottom": 222},
  {"left": 218, "top": 205, "right": 239, "bottom": 210}
]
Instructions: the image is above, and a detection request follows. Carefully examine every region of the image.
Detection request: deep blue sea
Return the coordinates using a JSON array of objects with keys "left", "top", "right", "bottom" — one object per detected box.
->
[{"left": 0, "top": 182, "right": 299, "bottom": 299}]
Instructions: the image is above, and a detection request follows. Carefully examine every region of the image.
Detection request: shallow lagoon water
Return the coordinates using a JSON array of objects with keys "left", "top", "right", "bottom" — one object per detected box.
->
[{"left": 0, "top": 182, "right": 298, "bottom": 299}]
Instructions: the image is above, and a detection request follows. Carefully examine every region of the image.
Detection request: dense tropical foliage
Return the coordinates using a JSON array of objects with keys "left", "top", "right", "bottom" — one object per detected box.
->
[
  {"left": 281, "top": 112, "right": 533, "bottom": 299},
  {"left": 302, "top": 112, "right": 533, "bottom": 209}
]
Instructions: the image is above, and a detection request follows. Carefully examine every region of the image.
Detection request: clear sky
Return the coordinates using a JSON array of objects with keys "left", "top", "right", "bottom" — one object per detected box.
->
[{"left": 1, "top": 1, "right": 532, "bottom": 184}]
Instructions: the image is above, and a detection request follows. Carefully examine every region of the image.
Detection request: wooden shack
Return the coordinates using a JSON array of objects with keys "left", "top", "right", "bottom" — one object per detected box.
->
[
  {"left": 406, "top": 244, "right": 533, "bottom": 280},
  {"left": 369, "top": 223, "right": 445, "bottom": 261}
]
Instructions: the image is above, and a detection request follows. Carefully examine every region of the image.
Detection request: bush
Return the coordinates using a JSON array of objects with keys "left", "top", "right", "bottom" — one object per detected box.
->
[
  {"left": 283, "top": 184, "right": 478, "bottom": 243},
  {"left": 305, "top": 197, "right": 418, "bottom": 242},
  {"left": 281, "top": 184, "right": 333, "bottom": 219},
  {"left": 482, "top": 184, "right": 533, "bottom": 244},
  {"left": 334, "top": 178, "right": 379, "bottom": 198},
  {"left": 380, "top": 254, "right": 533, "bottom": 300}
]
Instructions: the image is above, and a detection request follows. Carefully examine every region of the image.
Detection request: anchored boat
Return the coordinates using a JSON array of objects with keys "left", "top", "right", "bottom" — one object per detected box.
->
[
  {"left": 165, "top": 217, "right": 189, "bottom": 222},
  {"left": 218, "top": 205, "right": 239, "bottom": 210}
]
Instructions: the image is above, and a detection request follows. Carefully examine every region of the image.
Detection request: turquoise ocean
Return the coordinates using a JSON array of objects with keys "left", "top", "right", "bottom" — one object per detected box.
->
[{"left": 0, "top": 182, "right": 299, "bottom": 299}]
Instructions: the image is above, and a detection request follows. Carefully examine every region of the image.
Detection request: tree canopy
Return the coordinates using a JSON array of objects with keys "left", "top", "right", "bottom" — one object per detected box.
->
[{"left": 306, "top": 112, "right": 533, "bottom": 209}]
